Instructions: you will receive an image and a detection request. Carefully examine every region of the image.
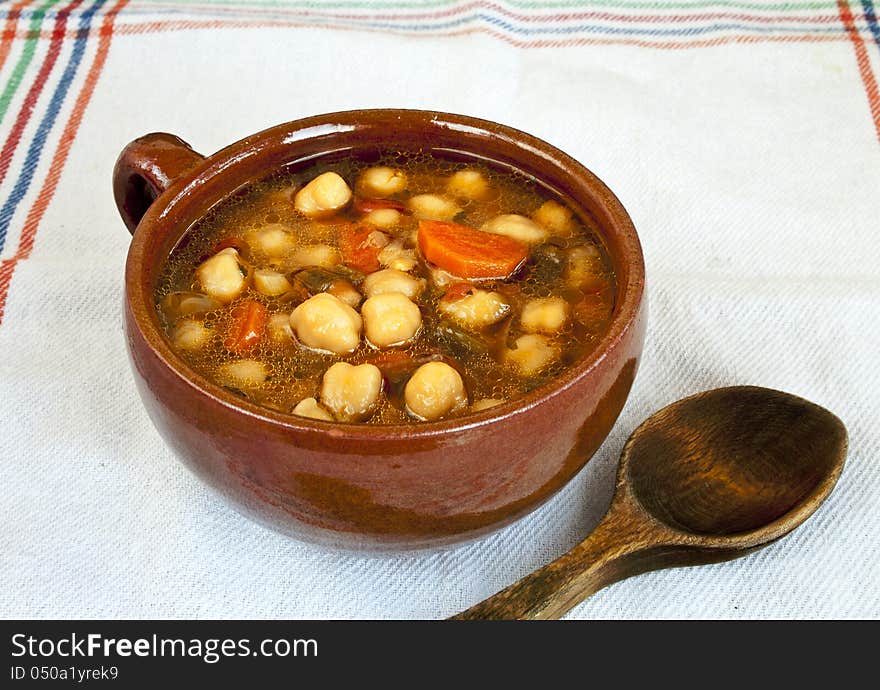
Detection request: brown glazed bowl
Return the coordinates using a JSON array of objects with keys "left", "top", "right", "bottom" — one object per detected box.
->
[{"left": 116, "top": 109, "right": 646, "bottom": 551}]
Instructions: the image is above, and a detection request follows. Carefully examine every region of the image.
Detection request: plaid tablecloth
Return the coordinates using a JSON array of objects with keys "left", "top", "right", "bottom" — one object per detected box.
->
[{"left": 1, "top": 0, "right": 878, "bottom": 619}]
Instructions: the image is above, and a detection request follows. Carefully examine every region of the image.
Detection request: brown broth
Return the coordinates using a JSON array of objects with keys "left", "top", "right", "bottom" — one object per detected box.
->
[{"left": 155, "top": 152, "right": 617, "bottom": 424}]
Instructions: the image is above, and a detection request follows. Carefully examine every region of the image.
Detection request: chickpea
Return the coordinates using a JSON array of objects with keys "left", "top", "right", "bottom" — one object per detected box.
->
[
  {"left": 320, "top": 362, "right": 383, "bottom": 422},
  {"left": 253, "top": 269, "right": 292, "bottom": 296},
  {"left": 520, "top": 297, "right": 569, "bottom": 333},
  {"left": 532, "top": 200, "right": 576, "bottom": 235},
  {"left": 407, "top": 194, "right": 461, "bottom": 221},
  {"left": 446, "top": 169, "right": 493, "bottom": 201},
  {"left": 266, "top": 312, "right": 293, "bottom": 346},
  {"left": 356, "top": 166, "right": 407, "bottom": 198},
  {"left": 363, "top": 229, "right": 391, "bottom": 253},
  {"left": 404, "top": 361, "right": 467, "bottom": 421},
  {"left": 504, "top": 334, "right": 559, "bottom": 376},
  {"left": 159, "top": 291, "right": 221, "bottom": 323},
  {"left": 363, "top": 208, "right": 402, "bottom": 229},
  {"left": 217, "top": 359, "right": 268, "bottom": 388},
  {"left": 171, "top": 319, "right": 212, "bottom": 352},
  {"left": 566, "top": 245, "right": 606, "bottom": 290},
  {"left": 428, "top": 266, "right": 457, "bottom": 289},
  {"left": 286, "top": 244, "right": 342, "bottom": 270},
  {"left": 362, "top": 293, "right": 422, "bottom": 348},
  {"left": 294, "top": 172, "right": 352, "bottom": 218},
  {"left": 439, "top": 289, "right": 510, "bottom": 329},
  {"left": 247, "top": 224, "right": 296, "bottom": 258},
  {"left": 196, "top": 248, "right": 247, "bottom": 304},
  {"left": 481, "top": 214, "right": 547, "bottom": 244},
  {"left": 292, "top": 397, "right": 334, "bottom": 422},
  {"left": 378, "top": 240, "right": 418, "bottom": 272},
  {"left": 471, "top": 398, "right": 503, "bottom": 412},
  {"left": 363, "top": 268, "right": 425, "bottom": 300},
  {"left": 327, "top": 279, "right": 362, "bottom": 308},
  {"left": 290, "top": 293, "right": 362, "bottom": 354}
]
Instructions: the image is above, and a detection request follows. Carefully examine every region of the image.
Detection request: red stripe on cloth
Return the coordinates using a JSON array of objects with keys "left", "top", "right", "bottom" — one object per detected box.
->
[
  {"left": 0, "top": 2, "right": 32, "bottom": 75},
  {"left": 0, "top": 0, "right": 84, "bottom": 189},
  {"left": 112, "top": 17, "right": 849, "bottom": 50},
  {"left": 9, "top": 19, "right": 873, "bottom": 46},
  {"left": 839, "top": 0, "right": 880, "bottom": 142},
  {"left": 131, "top": 0, "right": 868, "bottom": 27},
  {"left": 0, "top": 0, "right": 128, "bottom": 325},
  {"left": 0, "top": 258, "right": 13, "bottom": 314}
]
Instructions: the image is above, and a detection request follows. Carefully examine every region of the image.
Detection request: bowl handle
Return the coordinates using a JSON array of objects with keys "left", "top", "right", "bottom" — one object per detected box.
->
[{"left": 113, "top": 133, "right": 205, "bottom": 235}]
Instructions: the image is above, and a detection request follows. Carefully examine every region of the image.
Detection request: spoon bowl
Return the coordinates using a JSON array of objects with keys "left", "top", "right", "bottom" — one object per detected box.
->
[{"left": 453, "top": 386, "right": 847, "bottom": 619}]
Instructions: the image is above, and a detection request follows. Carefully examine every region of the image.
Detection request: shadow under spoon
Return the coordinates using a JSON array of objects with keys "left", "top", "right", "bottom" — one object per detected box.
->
[{"left": 452, "top": 386, "right": 848, "bottom": 620}]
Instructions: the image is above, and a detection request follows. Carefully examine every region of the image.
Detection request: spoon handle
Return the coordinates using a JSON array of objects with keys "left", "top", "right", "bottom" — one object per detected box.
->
[{"left": 451, "top": 506, "right": 655, "bottom": 620}]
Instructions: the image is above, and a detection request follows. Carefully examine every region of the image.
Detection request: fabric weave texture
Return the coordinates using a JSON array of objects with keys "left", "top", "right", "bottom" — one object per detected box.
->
[{"left": 0, "top": 0, "right": 878, "bottom": 619}]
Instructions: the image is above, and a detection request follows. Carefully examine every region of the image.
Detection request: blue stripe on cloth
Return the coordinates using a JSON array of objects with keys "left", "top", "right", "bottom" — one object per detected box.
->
[
  {"left": 4, "top": 5, "right": 871, "bottom": 39},
  {"left": 251, "top": 15, "right": 867, "bottom": 37},
  {"left": 862, "top": 0, "right": 880, "bottom": 52},
  {"left": 0, "top": 0, "right": 107, "bottom": 254}
]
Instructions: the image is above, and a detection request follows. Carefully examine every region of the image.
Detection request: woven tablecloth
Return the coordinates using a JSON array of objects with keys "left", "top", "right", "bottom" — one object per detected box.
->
[{"left": 1, "top": 0, "right": 878, "bottom": 619}]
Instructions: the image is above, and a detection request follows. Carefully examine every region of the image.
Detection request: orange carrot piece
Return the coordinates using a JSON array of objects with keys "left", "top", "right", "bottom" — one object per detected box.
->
[
  {"left": 353, "top": 197, "right": 409, "bottom": 214},
  {"left": 418, "top": 220, "right": 528, "bottom": 280},
  {"left": 225, "top": 300, "right": 268, "bottom": 353},
  {"left": 338, "top": 223, "right": 387, "bottom": 273},
  {"left": 442, "top": 282, "right": 475, "bottom": 303}
]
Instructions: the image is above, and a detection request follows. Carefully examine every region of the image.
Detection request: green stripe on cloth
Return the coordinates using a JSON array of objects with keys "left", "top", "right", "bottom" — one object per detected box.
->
[
  {"left": 129, "top": 1, "right": 846, "bottom": 12},
  {"left": 0, "top": 0, "right": 62, "bottom": 127}
]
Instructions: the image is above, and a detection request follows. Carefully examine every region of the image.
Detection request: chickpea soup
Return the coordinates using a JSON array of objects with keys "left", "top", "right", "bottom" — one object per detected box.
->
[{"left": 155, "top": 153, "right": 616, "bottom": 424}]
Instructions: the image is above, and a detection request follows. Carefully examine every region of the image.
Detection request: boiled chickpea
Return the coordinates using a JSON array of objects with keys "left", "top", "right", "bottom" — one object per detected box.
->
[
  {"left": 428, "top": 266, "right": 457, "bottom": 289},
  {"left": 439, "top": 289, "right": 510, "bottom": 329},
  {"left": 363, "top": 208, "right": 402, "bottom": 229},
  {"left": 407, "top": 194, "right": 461, "bottom": 221},
  {"left": 320, "top": 362, "right": 383, "bottom": 422},
  {"left": 532, "top": 200, "right": 575, "bottom": 235},
  {"left": 404, "top": 361, "right": 467, "bottom": 421},
  {"left": 520, "top": 297, "right": 569, "bottom": 333},
  {"left": 247, "top": 224, "right": 296, "bottom": 258},
  {"left": 363, "top": 268, "right": 425, "bottom": 300},
  {"left": 566, "top": 245, "right": 605, "bottom": 290},
  {"left": 356, "top": 166, "right": 407, "bottom": 198},
  {"left": 446, "top": 169, "right": 493, "bottom": 201},
  {"left": 217, "top": 359, "right": 268, "bottom": 388},
  {"left": 267, "top": 312, "right": 294, "bottom": 346},
  {"left": 481, "top": 214, "right": 547, "bottom": 244},
  {"left": 292, "top": 397, "right": 334, "bottom": 422},
  {"left": 171, "top": 319, "right": 212, "bottom": 352},
  {"left": 294, "top": 172, "right": 352, "bottom": 218},
  {"left": 378, "top": 240, "right": 418, "bottom": 272},
  {"left": 362, "top": 293, "right": 422, "bottom": 348},
  {"left": 196, "top": 248, "right": 247, "bottom": 304},
  {"left": 504, "top": 334, "right": 559, "bottom": 376},
  {"left": 290, "top": 293, "right": 362, "bottom": 354},
  {"left": 472, "top": 398, "right": 503, "bottom": 412},
  {"left": 160, "top": 291, "right": 221, "bottom": 323},
  {"left": 362, "top": 229, "right": 391, "bottom": 254},
  {"left": 253, "top": 269, "right": 292, "bottom": 296},
  {"left": 327, "top": 279, "right": 362, "bottom": 308},
  {"left": 286, "top": 244, "right": 342, "bottom": 270}
]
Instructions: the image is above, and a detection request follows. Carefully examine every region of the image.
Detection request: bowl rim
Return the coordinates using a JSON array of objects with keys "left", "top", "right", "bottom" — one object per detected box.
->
[{"left": 124, "top": 108, "right": 645, "bottom": 441}]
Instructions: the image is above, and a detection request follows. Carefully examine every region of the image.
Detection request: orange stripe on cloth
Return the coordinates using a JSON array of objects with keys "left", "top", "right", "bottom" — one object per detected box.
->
[
  {"left": 0, "top": 2, "right": 32, "bottom": 75},
  {"left": 839, "top": 0, "right": 880, "bottom": 141},
  {"left": 3, "top": 17, "right": 867, "bottom": 48},
  {"left": 0, "top": 0, "right": 128, "bottom": 324},
  {"left": 109, "top": 16, "right": 851, "bottom": 50}
]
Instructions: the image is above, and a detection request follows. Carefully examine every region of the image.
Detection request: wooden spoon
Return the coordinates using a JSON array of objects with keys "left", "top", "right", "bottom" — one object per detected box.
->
[{"left": 453, "top": 386, "right": 847, "bottom": 620}]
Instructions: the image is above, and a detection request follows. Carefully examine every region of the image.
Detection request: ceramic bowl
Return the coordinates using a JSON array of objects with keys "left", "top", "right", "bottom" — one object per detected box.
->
[{"left": 116, "top": 109, "right": 646, "bottom": 550}]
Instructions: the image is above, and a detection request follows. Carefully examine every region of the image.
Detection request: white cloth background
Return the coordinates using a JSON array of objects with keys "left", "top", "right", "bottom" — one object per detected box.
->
[{"left": 1, "top": 7, "right": 878, "bottom": 619}]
